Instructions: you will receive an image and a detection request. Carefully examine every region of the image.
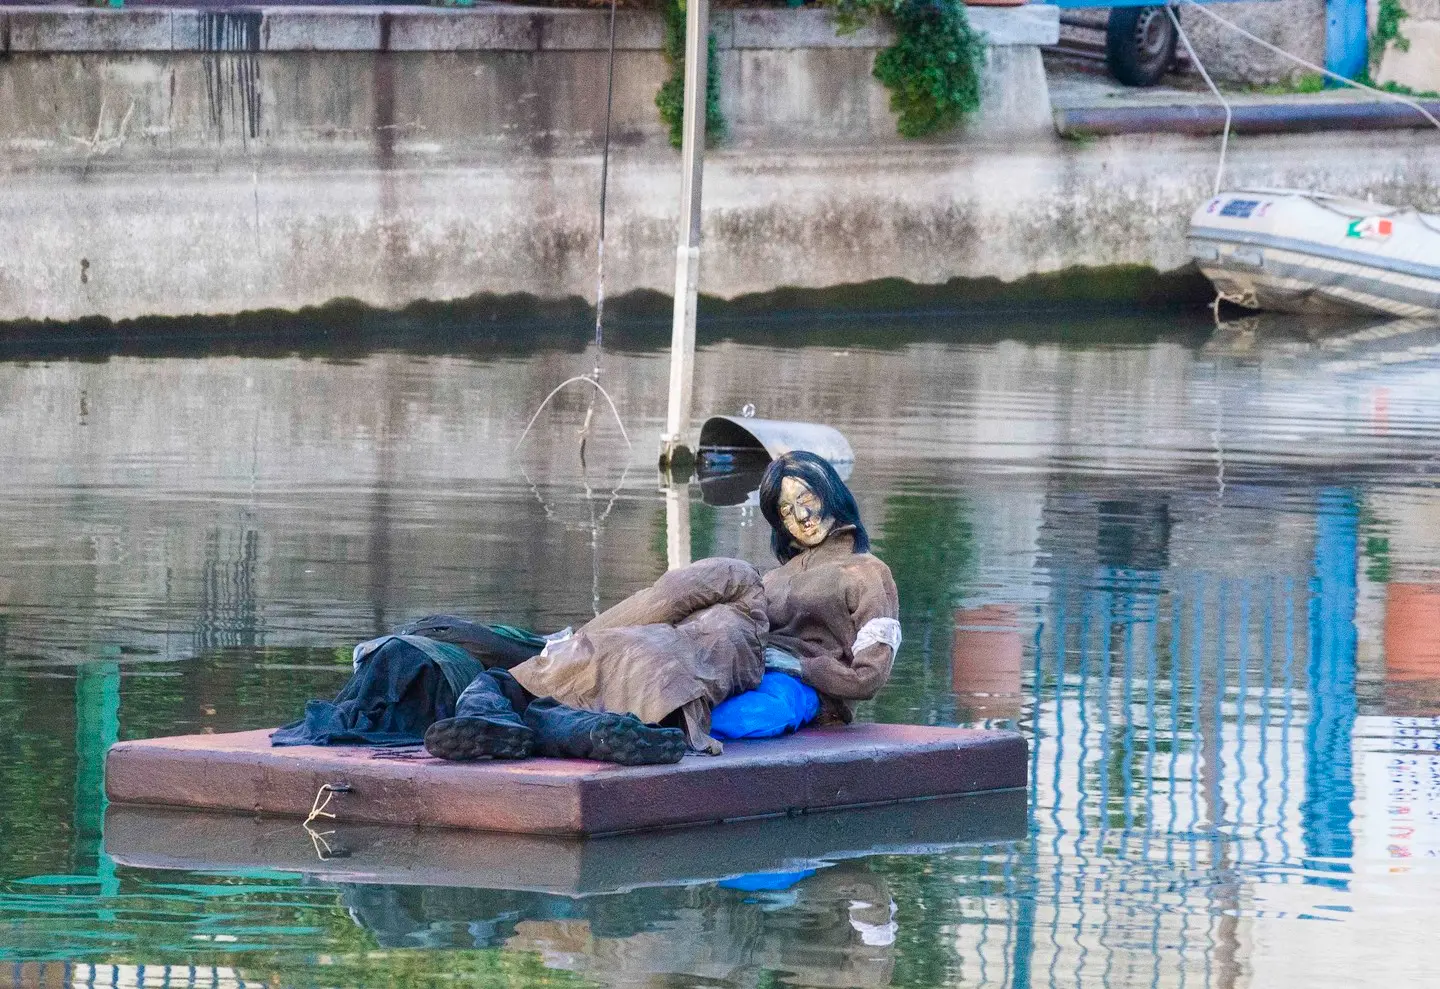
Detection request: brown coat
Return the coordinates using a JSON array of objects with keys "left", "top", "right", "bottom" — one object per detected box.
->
[
  {"left": 763, "top": 529, "right": 900, "bottom": 724},
  {"left": 510, "top": 557, "right": 767, "bottom": 752}
]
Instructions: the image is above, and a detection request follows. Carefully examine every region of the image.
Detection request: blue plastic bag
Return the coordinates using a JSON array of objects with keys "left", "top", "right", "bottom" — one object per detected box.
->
[{"left": 711, "top": 671, "right": 820, "bottom": 739}]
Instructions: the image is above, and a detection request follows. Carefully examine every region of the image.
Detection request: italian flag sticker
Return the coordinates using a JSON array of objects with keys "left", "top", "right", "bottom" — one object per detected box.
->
[{"left": 1347, "top": 216, "right": 1395, "bottom": 240}]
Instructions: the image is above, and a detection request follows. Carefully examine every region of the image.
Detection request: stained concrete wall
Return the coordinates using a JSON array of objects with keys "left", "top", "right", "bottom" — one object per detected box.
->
[
  {"left": 0, "top": 4, "right": 1436, "bottom": 325},
  {"left": 1179, "top": 0, "right": 1327, "bottom": 85}
]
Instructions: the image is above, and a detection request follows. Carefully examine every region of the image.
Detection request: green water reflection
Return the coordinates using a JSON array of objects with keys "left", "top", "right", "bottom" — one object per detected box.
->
[{"left": 4, "top": 312, "right": 1440, "bottom": 987}]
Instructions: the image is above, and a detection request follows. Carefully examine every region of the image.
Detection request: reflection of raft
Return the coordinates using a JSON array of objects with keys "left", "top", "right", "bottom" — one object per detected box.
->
[
  {"left": 106, "top": 724, "right": 1026, "bottom": 836},
  {"left": 1188, "top": 190, "right": 1440, "bottom": 318},
  {"left": 105, "top": 790, "right": 1027, "bottom": 896}
]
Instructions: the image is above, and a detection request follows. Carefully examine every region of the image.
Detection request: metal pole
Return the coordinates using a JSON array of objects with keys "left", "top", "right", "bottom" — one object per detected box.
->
[{"left": 660, "top": 0, "right": 709, "bottom": 469}]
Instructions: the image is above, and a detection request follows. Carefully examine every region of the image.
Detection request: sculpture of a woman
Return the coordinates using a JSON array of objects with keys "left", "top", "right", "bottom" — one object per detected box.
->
[{"left": 420, "top": 451, "right": 901, "bottom": 765}]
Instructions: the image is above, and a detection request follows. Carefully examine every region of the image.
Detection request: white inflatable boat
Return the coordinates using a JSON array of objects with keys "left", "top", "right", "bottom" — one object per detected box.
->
[{"left": 1187, "top": 190, "right": 1440, "bottom": 318}]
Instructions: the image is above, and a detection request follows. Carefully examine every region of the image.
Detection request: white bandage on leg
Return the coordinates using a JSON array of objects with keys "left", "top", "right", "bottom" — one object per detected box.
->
[{"left": 853, "top": 617, "right": 902, "bottom": 656}]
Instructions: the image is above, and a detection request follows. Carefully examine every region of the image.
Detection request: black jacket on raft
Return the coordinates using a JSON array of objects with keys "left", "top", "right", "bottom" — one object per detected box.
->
[{"left": 269, "top": 618, "right": 545, "bottom": 747}]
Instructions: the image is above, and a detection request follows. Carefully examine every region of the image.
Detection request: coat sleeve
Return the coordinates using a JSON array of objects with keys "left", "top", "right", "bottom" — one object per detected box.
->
[{"left": 797, "top": 559, "right": 900, "bottom": 701}]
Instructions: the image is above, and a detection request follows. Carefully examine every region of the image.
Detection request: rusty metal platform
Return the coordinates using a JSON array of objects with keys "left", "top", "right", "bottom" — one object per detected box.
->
[{"left": 105, "top": 724, "right": 1027, "bottom": 836}]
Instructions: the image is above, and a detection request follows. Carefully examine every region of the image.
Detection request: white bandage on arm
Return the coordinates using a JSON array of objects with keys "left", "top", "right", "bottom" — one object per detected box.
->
[{"left": 853, "top": 617, "right": 902, "bottom": 656}]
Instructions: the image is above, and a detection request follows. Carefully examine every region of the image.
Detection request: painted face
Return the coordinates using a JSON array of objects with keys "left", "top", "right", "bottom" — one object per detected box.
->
[{"left": 779, "top": 476, "right": 834, "bottom": 549}]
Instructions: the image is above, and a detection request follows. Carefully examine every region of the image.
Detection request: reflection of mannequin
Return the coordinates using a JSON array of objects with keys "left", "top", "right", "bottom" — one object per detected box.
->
[
  {"left": 502, "top": 861, "right": 897, "bottom": 989},
  {"left": 755, "top": 862, "right": 897, "bottom": 989},
  {"left": 848, "top": 897, "right": 898, "bottom": 948},
  {"left": 338, "top": 884, "right": 569, "bottom": 950}
]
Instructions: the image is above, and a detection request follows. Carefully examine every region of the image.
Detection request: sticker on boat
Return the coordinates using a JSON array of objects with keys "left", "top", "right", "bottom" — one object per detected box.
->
[
  {"left": 1347, "top": 216, "right": 1394, "bottom": 240},
  {"left": 1220, "top": 199, "right": 1261, "bottom": 219}
]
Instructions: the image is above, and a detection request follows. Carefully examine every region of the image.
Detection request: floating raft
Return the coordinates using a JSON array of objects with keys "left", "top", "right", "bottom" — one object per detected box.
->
[
  {"left": 105, "top": 724, "right": 1027, "bottom": 837},
  {"left": 105, "top": 791, "right": 1028, "bottom": 896}
]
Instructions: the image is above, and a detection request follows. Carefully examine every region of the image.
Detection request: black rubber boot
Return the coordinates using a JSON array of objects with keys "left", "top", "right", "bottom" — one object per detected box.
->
[
  {"left": 424, "top": 670, "right": 535, "bottom": 761},
  {"left": 524, "top": 698, "right": 687, "bottom": 767}
]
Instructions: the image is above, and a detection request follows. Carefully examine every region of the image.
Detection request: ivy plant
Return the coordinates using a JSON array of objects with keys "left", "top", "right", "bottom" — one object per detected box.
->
[
  {"left": 657, "top": 0, "right": 727, "bottom": 148},
  {"left": 1368, "top": 0, "right": 1410, "bottom": 75},
  {"left": 1359, "top": 0, "right": 1437, "bottom": 95},
  {"left": 825, "top": 0, "right": 986, "bottom": 138}
]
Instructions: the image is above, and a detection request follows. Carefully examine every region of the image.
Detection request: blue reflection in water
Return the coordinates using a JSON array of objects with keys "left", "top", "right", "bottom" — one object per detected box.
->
[
  {"left": 1010, "top": 483, "right": 1378, "bottom": 986},
  {"left": 1303, "top": 489, "right": 1358, "bottom": 871},
  {"left": 73, "top": 662, "right": 120, "bottom": 904}
]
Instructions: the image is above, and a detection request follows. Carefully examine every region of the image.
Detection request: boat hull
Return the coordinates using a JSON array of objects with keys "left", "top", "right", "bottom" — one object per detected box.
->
[{"left": 1187, "top": 192, "right": 1440, "bottom": 318}]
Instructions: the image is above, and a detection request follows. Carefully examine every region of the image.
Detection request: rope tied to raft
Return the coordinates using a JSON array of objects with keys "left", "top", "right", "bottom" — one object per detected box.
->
[
  {"left": 516, "top": 0, "right": 631, "bottom": 461},
  {"left": 302, "top": 783, "right": 353, "bottom": 860},
  {"left": 304, "top": 783, "right": 350, "bottom": 826}
]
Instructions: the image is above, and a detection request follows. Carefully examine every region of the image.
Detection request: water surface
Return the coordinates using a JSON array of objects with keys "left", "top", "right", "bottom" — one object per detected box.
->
[{"left": 3, "top": 311, "right": 1440, "bottom": 987}]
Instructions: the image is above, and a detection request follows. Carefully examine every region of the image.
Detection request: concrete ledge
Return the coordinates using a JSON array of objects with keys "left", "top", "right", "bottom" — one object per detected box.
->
[
  {"left": 966, "top": 4, "right": 1059, "bottom": 45},
  {"left": 105, "top": 724, "right": 1029, "bottom": 835},
  {"left": 0, "top": 3, "right": 1058, "bottom": 53},
  {"left": 4, "top": 8, "right": 178, "bottom": 52}
]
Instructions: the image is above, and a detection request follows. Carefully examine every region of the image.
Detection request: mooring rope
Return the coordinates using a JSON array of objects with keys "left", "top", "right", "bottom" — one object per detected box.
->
[
  {"left": 1166, "top": 8, "right": 1231, "bottom": 196},
  {"left": 304, "top": 782, "right": 349, "bottom": 826}
]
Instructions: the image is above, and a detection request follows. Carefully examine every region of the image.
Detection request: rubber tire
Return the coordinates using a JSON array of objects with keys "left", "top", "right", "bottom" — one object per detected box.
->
[{"left": 1105, "top": 6, "right": 1179, "bottom": 88}]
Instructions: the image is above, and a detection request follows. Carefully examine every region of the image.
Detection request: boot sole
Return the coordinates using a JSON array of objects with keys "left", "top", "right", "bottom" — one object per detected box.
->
[
  {"left": 424, "top": 717, "right": 534, "bottom": 761},
  {"left": 590, "top": 724, "right": 688, "bottom": 767}
]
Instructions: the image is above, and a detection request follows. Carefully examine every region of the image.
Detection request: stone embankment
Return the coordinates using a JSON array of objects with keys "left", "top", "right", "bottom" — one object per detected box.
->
[{"left": 0, "top": 3, "right": 1436, "bottom": 323}]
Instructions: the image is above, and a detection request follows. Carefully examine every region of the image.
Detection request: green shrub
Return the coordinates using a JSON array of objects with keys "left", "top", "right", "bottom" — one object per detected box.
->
[
  {"left": 656, "top": 0, "right": 727, "bottom": 148},
  {"left": 654, "top": 0, "right": 984, "bottom": 144},
  {"left": 1370, "top": 0, "right": 1410, "bottom": 73},
  {"left": 826, "top": 0, "right": 986, "bottom": 138}
]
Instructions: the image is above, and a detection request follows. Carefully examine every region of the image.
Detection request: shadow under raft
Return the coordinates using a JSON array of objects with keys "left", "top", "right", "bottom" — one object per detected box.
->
[{"left": 105, "top": 789, "right": 1029, "bottom": 896}]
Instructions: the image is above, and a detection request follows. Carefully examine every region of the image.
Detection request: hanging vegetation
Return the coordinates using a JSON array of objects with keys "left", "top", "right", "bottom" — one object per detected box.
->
[
  {"left": 825, "top": 0, "right": 986, "bottom": 138},
  {"left": 657, "top": 0, "right": 727, "bottom": 148},
  {"left": 1368, "top": 0, "right": 1410, "bottom": 75},
  {"left": 651, "top": 0, "right": 982, "bottom": 144}
]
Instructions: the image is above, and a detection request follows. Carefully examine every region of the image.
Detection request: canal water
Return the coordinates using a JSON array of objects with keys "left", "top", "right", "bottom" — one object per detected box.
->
[{"left": 2, "top": 310, "right": 1439, "bottom": 987}]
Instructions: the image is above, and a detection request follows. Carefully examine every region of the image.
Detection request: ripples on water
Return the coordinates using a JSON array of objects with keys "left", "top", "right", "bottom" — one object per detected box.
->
[{"left": 2, "top": 312, "right": 1440, "bottom": 987}]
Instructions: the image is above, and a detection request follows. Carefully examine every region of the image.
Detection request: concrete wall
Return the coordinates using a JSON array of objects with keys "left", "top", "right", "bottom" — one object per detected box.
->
[
  {"left": 1373, "top": 0, "right": 1440, "bottom": 91},
  {"left": 0, "top": 4, "right": 1436, "bottom": 325},
  {"left": 1179, "top": 0, "right": 1327, "bottom": 85}
]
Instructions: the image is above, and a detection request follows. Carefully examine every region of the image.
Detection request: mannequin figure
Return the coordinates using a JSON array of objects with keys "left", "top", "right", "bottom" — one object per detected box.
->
[
  {"left": 711, "top": 451, "right": 901, "bottom": 737},
  {"left": 421, "top": 451, "right": 900, "bottom": 764}
]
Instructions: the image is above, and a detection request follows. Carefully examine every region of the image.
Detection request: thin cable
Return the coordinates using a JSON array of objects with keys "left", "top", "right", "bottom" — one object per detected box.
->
[
  {"left": 1168, "top": 7, "right": 1231, "bottom": 196},
  {"left": 515, "top": 0, "right": 631, "bottom": 462},
  {"left": 515, "top": 374, "right": 633, "bottom": 452},
  {"left": 578, "top": 0, "right": 622, "bottom": 461},
  {"left": 593, "top": 0, "right": 619, "bottom": 364},
  {"left": 1178, "top": 0, "right": 1440, "bottom": 132}
]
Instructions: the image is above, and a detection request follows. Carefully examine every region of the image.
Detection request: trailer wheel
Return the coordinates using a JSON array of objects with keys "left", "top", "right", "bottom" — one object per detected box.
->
[{"left": 1105, "top": 6, "right": 1178, "bottom": 87}]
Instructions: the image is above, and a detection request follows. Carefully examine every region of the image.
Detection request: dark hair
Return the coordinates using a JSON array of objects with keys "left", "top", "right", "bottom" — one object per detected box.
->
[{"left": 759, "top": 451, "right": 870, "bottom": 563}]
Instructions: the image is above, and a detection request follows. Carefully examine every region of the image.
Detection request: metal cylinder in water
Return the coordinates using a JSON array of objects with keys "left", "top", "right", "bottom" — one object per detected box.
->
[{"left": 696, "top": 416, "right": 854, "bottom": 472}]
